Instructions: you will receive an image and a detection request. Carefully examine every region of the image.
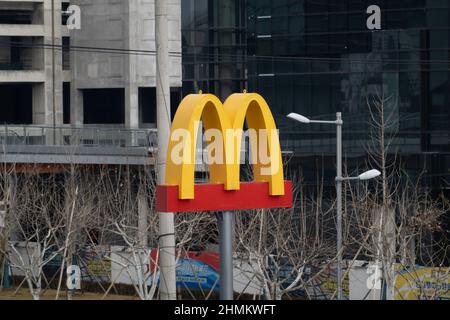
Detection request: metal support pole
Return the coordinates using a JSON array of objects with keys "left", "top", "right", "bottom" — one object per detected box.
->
[
  {"left": 156, "top": 0, "right": 177, "bottom": 300},
  {"left": 51, "top": 0, "right": 56, "bottom": 145},
  {"left": 336, "top": 112, "right": 343, "bottom": 300},
  {"left": 218, "top": 211, "right": 234, "bottom": 300}
]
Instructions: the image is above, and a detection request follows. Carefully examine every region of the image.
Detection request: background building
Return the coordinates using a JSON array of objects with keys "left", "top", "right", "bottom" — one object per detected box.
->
[
  {"left": 0, "top": 0, "right": 182, "bottom": 130},
  {"left": 0, "top": 0, "right": 183, "bottom": 254},
  {"left": 181, "top": 0, "right": 247, "bottom": 99},
  {"left": 0, "top": 0, "right": 66, "bottom": 127},
  {"left": 181, "top": 0, "right": 450, "bottom": 192},
  {"left": 0, "top": 0, "right": 182, "bottom": 166}
]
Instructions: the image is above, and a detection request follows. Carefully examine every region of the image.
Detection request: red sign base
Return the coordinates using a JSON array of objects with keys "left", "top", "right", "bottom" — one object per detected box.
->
[{"left": 156, "top": 181, "right": 293, "bottom": 213}]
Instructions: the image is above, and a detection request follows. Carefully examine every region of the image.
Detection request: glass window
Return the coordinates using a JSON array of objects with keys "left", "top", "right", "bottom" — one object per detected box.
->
[
  {"left": 256, "top": 38, "right": 272, "bottom": 56},
  {"left": 292, "top": 75, "right": 311, "bottom": 115},
  {"left": 348, "top": 13, "right": 366, "bottom": 31},
  {"left": 272, "top": 0, "right": 290, "bottom": 16},
  {"left": 391, "top": 0, "right": 426, "bottom": 8},
  {"left": 429, "top": 50, "right": 450, "bottom": 71},
  {"left": 387, "top": 9, "right": 425, "bottom": 29},
  {"left": 253, "top": 0, "right": 271, "bottom": 16},
  {"left": 429, "top": 72, "right": 450, "bottom": 146},
  {"left": 305, "top": 0, "right": 328, "bottom": 14},
  {"left": 427, "top": 9, "right": 449, "bottom": 28},
  {"left": 293, "top": 59, "right": 311, "bottom": 74},
  {"left": 273, "top": 38, "right": 288, "bottom": 56},
  {"left": 272, "top": 17, "right": 289, "bottom": 35},
  {"left": 288, "top": 36, "right": 305, "bottom": 55},
  {"left": 399, "top": 71, "right": 421, "bottom": 119},
  {"left": 310, "top": 74, "right": 332, "bottom": 116},
  {"left": 328, "top": 34, "right": 348, "bottom": 55},
  {"left": 398, "top": 52, "right": 421, "bottom": 72},
  {"left": 289, "top": 1, "right": 305, "bottom": 14},
  {"left": 426, "top": 0, "right": 448, "bottom": 8},
  {"left": 398, "top": 30, "right": 421, "bottom": 50},
  {"left": 274, "top": 75, "right": 294, "bottom": 116},
  {"left": 429, "top": 30, "right": 449, "bottom": 49},
  {"left": 306, "top": 34, "right": 329, "bottom": 55},
  {"left": 347, "top": 33, "right": 369, "bottom": 53},
  {"left": 329, "top": 13, "right": 348, "bottom": 31},
  {"left": 256, "top": 19, "right": 271, "bottom": 35},
  {"left": 306, "top": 15, "right": 328, "bottom": 32},
  {"left": 257, "top": 60, "right": 273, "bottom": 74},
  {"left": 347, "top": 0, "right": 366, "bottom": 11}
]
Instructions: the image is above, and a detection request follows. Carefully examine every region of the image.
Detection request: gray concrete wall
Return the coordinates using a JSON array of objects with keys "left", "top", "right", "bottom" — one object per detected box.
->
[
  {"left": 70, "top": 0, "right": 182, "bottom": 128},
  {"left": 38, "top": 0, "right": 63, "bottom": 126},
  {"left": 70, "top": 0, "right": 128, "bottom": 89},
  {"left": 71, "top": 0, "right": 181, "bottom": 88}
]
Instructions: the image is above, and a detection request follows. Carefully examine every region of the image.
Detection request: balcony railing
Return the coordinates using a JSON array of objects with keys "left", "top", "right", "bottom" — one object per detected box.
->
[
  {"left": 0, "top": 125, "right": 158, "bottom": 150},
  {"left": 0, "top": 125, "right": 158, "bottom": 165}
]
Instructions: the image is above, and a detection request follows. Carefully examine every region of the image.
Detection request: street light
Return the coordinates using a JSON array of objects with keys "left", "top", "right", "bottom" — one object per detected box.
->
[
  {"left": 358, "top": 169, "right": 382, "bottom": 181},
  {"left": 287, "top": 112, "right": 380, "bottom": 300},
  {"left": 287, "top": 113, "right": 311, "bottom": 124},
  {"left": 336, "top": 169, "right": 382, "bottom": 182}
]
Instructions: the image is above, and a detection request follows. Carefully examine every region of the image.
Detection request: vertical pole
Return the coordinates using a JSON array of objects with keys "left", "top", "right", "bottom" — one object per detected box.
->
[
  {"left": 155, "top": 0, "right": 177, "bottom": 300},
  {"left": 336, "top": 112, "right": 343, "bottom": 300},
  {"left": 218, "top": 212, "right": 234, "bottom": 300},
  {"left": 138, "top": 190, "right": 149, "bottom": 247},
  {"left": 51, "top": 0, "right": 56, "bottom": 145}
]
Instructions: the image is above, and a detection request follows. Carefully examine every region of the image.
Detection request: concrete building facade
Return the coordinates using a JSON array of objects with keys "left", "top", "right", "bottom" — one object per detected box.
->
[
  {"left": 0, "top": 0, "right": 65, "bottom": 126},
  {"left": 70, "top": 0, "right": 182, "bottom": 128},
  {"left": 0, "top": 0, "right": 182, "bottom": 130}
]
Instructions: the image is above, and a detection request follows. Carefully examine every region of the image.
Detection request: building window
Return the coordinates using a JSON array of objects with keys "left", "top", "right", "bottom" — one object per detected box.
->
[{"left": 83, "top": 89, "right": 125, "bottom": 125}]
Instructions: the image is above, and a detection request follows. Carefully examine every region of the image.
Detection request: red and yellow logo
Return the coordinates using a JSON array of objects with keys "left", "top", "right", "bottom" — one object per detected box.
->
[{"left": 157, "top": 92, "right": 292, "bottom": 213}]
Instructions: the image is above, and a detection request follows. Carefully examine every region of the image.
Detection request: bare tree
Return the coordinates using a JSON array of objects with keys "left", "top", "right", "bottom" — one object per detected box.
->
[
  {"left": 0, "top": 168, "right": 70, "bottom": 300},
  {"left": 234, "top": 173, "right": 338, "bottom": 300},
  {"left": 340, "top": 91, "right": 449, "bottom": 300}
]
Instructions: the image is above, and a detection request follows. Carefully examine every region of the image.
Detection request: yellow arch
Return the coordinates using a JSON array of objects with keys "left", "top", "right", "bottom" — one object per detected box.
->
[
  {"left": 224, "top": 93, "right": 285, "bottom": 196},
  {"left": 165, "top": 94, "right": 235, "bottom": 199},
  {"left": 165, "top": 93, "right": 285, "bottom": 200}
]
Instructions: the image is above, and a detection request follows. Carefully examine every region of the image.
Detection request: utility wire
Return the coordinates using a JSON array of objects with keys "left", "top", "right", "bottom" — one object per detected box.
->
[{"left": 1, "top": 40, "right": 449, "bottom": 66}]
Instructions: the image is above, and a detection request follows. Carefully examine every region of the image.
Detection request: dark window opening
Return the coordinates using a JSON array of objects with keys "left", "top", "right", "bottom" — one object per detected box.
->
[
  {"left": 62, "top": 37, "right": 70, "bottom": 70},
  {"left": 0, "top": 84, "right": 32, "bottom": 124},
  {"left": 170, "top": 87, "right": 182, "bottom": 121},
  {"left": 0, "top": 10, "right": 32, "bottom": 24},
  {"left": 83, "top": 89, "right": 125, "bottom": 124},
  {"left": 62, "top": 2, "right": 70, "bottom": 25},
  {"left": 0, "top": 37, "right": 34, "bottom": 70},
  {"left": 63, "top": 82, "right": 70, "bottom": 124},
  {"left": 139, "top": 87, "right": 156, "bottom": 126}
]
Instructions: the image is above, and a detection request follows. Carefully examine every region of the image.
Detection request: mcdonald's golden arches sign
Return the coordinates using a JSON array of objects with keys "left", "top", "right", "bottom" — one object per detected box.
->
[{"left": 156, "top": 92, "right": 293, "bottom": 213}]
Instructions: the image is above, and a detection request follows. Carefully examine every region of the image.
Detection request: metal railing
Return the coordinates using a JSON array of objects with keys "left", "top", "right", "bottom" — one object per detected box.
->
[
  {"left": 1, "top": 124, "right": 446, "bottom": 157},
  {"left": 0, "top": 125, "right": 158, "bottom": 150}
]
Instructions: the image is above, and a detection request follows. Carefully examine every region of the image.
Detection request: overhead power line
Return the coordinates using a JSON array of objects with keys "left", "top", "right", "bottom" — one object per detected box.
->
[{"left": 0, "top": 40, "right": 449, "bottom": 66}]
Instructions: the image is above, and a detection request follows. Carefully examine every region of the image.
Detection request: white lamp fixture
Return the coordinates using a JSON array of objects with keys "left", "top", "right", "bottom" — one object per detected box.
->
[
  {"left": 359, "top": 169, "right": 381, "bottom": 181},
  {"left": 287, "top": 113, "right": 311, "bottom": 124}
]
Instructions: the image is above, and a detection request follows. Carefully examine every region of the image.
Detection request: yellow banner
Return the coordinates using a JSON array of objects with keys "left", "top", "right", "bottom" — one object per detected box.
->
[{"left": 395, "top": 266, "right": 450, "bottom": 300}]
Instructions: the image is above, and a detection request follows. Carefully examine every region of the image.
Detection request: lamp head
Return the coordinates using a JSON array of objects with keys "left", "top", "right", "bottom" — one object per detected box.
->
[
  {"left": 359, "top": 169, "right": 381, "bottom": 181},
  {"left": 287, "top": 113, "right": 311, "bottom": 124}
]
